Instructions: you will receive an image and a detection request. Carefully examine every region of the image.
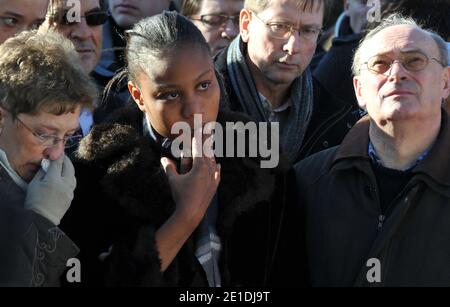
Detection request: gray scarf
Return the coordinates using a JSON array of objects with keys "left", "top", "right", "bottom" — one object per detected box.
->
[{"left": 226, "top": 36, "right": 314, "bottom": 163}]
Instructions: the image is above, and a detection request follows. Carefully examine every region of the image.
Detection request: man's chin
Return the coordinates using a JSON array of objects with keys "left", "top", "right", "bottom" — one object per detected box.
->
[
  {"left": 266, "top": 72, "right": 298, "bottom": 86},
  {"left": 78, "top": 54, "right": 98, "bottom": 73}
]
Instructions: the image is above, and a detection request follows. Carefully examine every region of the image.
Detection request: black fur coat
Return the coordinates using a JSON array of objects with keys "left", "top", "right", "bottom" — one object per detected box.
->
[{"left": 61, "top": 105, "right": 300, "bottom": 287}]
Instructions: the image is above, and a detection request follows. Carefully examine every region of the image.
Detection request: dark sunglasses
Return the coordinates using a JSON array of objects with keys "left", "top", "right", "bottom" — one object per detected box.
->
[{"left": 53, "top": 9, "right": 109, "bottom": 26}]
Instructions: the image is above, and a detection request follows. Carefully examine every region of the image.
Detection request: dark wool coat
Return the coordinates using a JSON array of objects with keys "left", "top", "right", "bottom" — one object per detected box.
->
[
  {"left": 295, "top": 112, "right": 450, "bottom": 286},
  {"left": 61, "top": 105, "right": 306, "bottom": 287},
  {"left": 0, "top": 167, "right": 79, "bottom": 286}
]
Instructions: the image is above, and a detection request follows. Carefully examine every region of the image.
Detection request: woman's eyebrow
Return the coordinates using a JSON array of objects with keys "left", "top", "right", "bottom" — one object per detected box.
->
[
  {"left": 194, "top": 69, "right": 213, "bottom": 81},
  {"left": 154, "top": 69, "right": 213, "bottom": 89}
]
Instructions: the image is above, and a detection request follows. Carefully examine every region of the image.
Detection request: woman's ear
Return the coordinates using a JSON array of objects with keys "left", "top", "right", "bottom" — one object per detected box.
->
[
  {"left": 240, "top": 9, "right": 252, "bottom": 43},
  {"left": 128, "top": 81, "right": 146, "bottom": 112}
]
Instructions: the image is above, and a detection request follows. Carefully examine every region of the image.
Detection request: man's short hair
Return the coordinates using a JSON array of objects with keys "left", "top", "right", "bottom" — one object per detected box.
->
[
  {"left": 244, "top": 0, "right": 329, "bottom": 19},
  {"left": 352, "top": 13, "right": 449, "bottom": 76},
  {"left": 0, "top": 30, "right": 97, "bottom": 117}
]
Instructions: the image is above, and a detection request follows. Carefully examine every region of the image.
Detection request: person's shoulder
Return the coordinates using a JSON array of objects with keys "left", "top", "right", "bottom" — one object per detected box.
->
[
  {"left": 294, "top": 146, "right": 340, "bottom": 187},
  {"left": 0, "top": 203, "right": 35, "bottom": 235}
]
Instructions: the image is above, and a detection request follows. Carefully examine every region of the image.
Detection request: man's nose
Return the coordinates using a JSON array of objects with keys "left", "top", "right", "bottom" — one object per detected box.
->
[
  {"left": 221, "top": 19, "right": 239, "bottom": 40},
  {"left": 283, "top": 32, "right": 302, "bottom": 55},
  {"left": 43, "top": 141, "right": 65, "bottom": 161},
  {"left": 386, "top": 60, "right": 409, "bottom": 81},
  {"left": 70, "top": 19, "right": 93, "bottom": 41}
]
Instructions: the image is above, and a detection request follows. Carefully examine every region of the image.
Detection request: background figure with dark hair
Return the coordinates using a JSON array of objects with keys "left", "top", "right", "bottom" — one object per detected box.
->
[
  {"left": 92, "top": 0, "right": 178, "bottom": 124},
  {"left": 61, "top": 11, "right": 299, "bottom": 287},
  {"left": 181, "top": 0, "right": 243, "bottom": 56},
  {"left": 0, "top": 30, "right": 97, "bottom": 286}
]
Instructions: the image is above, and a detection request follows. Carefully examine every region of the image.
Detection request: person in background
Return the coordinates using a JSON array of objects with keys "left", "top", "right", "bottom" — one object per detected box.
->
[
  {"left": 93, "top": 0, "right": 177, "bottom": 123},
  {"left": 39, "top": 0, "right": 108, "bottom": 136},
  {"left": 0, "top": 0, "right": 48, "bottom": 44},
  {"left": 313, "top": 0, "right": 377, "bottom": 112},
  {"left": 0, "top": 30, "right": 97, "bottom": 286},
  {"left": 181, "top": 0, "right": 243, "bottom": 56}
]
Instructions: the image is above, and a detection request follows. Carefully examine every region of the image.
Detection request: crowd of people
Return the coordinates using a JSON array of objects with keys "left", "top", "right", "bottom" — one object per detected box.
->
[{"left": 0, "top": 0, "right": 449, "bottom": 287}]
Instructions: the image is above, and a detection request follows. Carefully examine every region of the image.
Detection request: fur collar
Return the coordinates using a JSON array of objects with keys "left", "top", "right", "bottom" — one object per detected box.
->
[{"left": 76, "top": 105, "right": 279, "bottom": 232}]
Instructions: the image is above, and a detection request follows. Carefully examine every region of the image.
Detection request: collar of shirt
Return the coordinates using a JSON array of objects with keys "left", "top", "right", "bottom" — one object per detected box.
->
[
  {"left": 143, "top": 114, "right": 176, "bottom": 160},
  {"left": 0, "top": 148, "right": 27, "bottom": 191},
  {"left": 258, "top": 93, "right": 291, "bottom": 122},
  {"left": 368, "top": 140, "right": 429, "bottom": 171}
]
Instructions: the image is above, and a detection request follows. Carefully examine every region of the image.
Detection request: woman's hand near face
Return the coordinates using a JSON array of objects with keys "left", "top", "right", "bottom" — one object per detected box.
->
[{"left": 155, "top": 132, "right": 221, "bottom": 272}]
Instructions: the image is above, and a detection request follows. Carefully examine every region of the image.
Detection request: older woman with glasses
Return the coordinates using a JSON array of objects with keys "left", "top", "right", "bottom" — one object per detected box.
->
[{"left": 0, "top": 30, "right": 96, "bottom": 286}]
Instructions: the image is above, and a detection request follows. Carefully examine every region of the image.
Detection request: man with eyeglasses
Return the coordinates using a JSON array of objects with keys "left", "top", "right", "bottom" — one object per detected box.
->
[
  {"left": 181, "top": 0, "right": 243, "bottom": 56},
  {"left": 40, "top": 0, "right": 108, "bottom": 74},
  {"left": 38, "top": 0, "right": 108, "bottom": 138},
  {"left": 0, "top": 30, "right": 97, "bottom": 286},
  {"left": 293, "top": 14, "right": 450, "bottom": 286},
  {"left": 215, "top": 0, "right": 359, "bottom": 165}
]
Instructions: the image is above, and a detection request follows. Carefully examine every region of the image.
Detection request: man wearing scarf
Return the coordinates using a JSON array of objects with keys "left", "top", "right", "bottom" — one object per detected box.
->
[{"left": 215, "top": 0, "right": 360, "bottom": 164}]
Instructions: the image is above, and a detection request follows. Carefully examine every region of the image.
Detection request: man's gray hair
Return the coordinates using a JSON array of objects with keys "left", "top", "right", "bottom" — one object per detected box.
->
[{"left": 352, "top": 13, "right": 449, "bottom": 76}]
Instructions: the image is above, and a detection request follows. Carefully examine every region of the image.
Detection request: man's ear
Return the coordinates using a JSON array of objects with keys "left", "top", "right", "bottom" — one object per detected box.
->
[
  {"left": 240, "top": 9, "right": 252, "bottom": 43},
  {"left": 353, "top": 75, "right": 367, "bottom": 110},
  {"left": 128, "top": 81, "right": 146, "bottom": 112},
  {"left": 442, "top": 66, "right": 450, "bottom": 100}
]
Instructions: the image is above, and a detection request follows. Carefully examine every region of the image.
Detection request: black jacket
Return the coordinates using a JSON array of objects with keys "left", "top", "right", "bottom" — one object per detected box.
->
[
  {"left": 294, "top": 112, "right": 450, "bottom": 286},
  {"left": 214, "top": 44, "right": 360, "bottom": 163},
  {"left": 61, "top": 105, "right": 305, "bottom": 286}
]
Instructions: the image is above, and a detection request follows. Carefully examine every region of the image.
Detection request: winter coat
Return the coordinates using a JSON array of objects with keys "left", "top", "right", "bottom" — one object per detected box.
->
[
  {"left": 294, "top": 112, "right": 450, "bottom": 286},
  {"left": 0, "top": 167, "right": 79, "bottom": 286}
]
